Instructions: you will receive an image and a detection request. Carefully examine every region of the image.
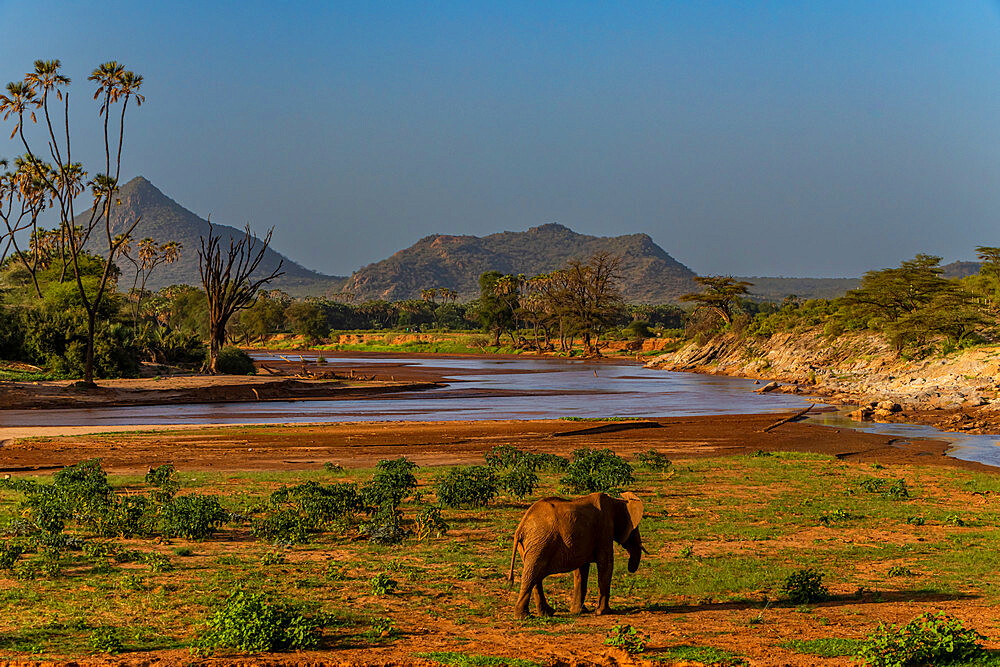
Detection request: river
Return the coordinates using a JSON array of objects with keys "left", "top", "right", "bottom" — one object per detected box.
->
[{"left": 3, "top": 353, "right": 999, "bottom": 467}]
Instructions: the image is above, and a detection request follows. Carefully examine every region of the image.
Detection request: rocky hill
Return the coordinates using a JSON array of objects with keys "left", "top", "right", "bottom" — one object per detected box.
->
[
  {"left": 342, "top": 223, "right": 697, "bottom": 303},
  {"left": 83, "top": 177, "right": 346, "bottom": 296}
]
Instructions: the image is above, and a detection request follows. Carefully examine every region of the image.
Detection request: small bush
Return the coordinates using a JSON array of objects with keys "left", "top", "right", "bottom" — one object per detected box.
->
[
  {"left": 634, "top": 449, "right": 672, "bottom": 471},
  {"left": 497, "top": 465, "right": 538, "bottom": 498},
  {"left": 856, "top": 611, "right": 986, "bottom": 666},
  {"left": 362, "top": 458, "right": 418, "bottom": 511},
  {"left": 160, "top": 495, "right": 228, "bottom": 540},
  {"left": 268, "top": 481, "right": 359, "bottom": 531},
  {"left": 369, "top": 572, "right": 398, "bottom": 596},
  {"left": 887, "top": 566, "right": 915, "bottom": 578},
  {"left": 781, "top": 568, "right": 829, "bottom": 604},
  {"left": 252, "top": 508, "right": 309, "bottom": 544},
  {"left": 604, "top": 624, "right": 649, "bottom": 654},
  {"left": 197, "top": 589, "right": 324, "bottom": 653},
  {"left": 436, "top": 466, "right": 498, "bottom": 508},
  {"left": 215, "top": 347, "right": 256, "bottom": 375},
  {"left": 89, "top": 627, "right": 125, "bottom": 654},
  {"left": 857, "top": 477, "right": 910, "bottom": 499},
  {"left": 906, "top": 516, "right": 926, "bottom": 526},
  {"left": 145, "top": 464, "right": 181, "bottom": 502},
  {"left": 142, "top": 552, "right": 174, "bottom": 573},
  {"left": 261, "top": 551, "right": 287, "bottom": 566},
  {"left": 367, "top": 616, "right": 397, "bottom": 641},
  {"left": 0, "top": 540, "right": 23, "bottom": 570},
  {"left": 414, "top": 505, "right": 449, "bottom": 540},
  {"left": 561, "top": 448, "right": 634, "bottom": 494}
]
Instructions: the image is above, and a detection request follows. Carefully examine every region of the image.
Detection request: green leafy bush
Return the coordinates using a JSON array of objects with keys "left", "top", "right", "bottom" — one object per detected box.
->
[
  {"left": 197, "top": 589, "right": 324, "bottom": 653},
  {"left": 436, "top": 466, "right": 498, "bottom": 508},
  {"left": 362, "top": 458, "right": 418, "bottom": 511},
  {"left": 604, "top": 624, "right": 649, "bottom": 654},
  {"left": 497, "top": 464, "right": 538, "bottom": 498},
  {"left": 160, "top": 495, "right": 229, "bottom": 540},
  {"left": 857, "top": 477, "right": 910, "bottom": 499},
  {"left": 634, "top": 449, "right": 672, "bottom": 471},
  {"left": 561, "top": 448, "right": 634, "bottom": 494},
  {"left": 0, "top": 541, "right": 23, "bottom": 570},
  {"left": 369, "top": 572, "right": 398, "bottom": 596},
  {"left": 268, "top": 481, "right": 359, "bottom": 530},
  {"left": 92, "top": 495, "right": 154, "bottom": 538},
  {"left": 145, "top": 464, "right": 181, "bottom": 502},
  {"left": 856, "top": 611, "right": 986, "bottom": 666},
  {"left": 414, "top": 505, "right": 449, "bottom": 540},
  {"left": 215, "top": 347, "right": 256, "bottom": 375},
  {"left": 89, "top": 627, "right": 125, "bottom": 654},
  {"left": 252, "top": 508, "right": 309, "bottom": 544},
  {"left": 781, "top": 568, "right": 830, "bottom": 604},
  {"left": 143, "top": 552, "right": 174, "bottom": 573}
]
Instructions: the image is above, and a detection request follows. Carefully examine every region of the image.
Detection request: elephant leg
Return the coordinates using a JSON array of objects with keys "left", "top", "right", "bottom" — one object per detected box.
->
[
  {"left": 571, "top": 563, "right": 590, "bottom": 614},
  {"left": 515, "top": 561, "right": 543, "bottom": 619},
  {"left": 533, "top": 580, "right": 555, "bottom": 617},
  {"left": 595, "top": 554, "right": 614, "bottom": 615}
]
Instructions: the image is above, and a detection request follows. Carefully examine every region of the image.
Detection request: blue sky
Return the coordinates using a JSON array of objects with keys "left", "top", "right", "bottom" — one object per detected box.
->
[{"left": 2, "top": 1, "right": 1000, "bottom": 278}]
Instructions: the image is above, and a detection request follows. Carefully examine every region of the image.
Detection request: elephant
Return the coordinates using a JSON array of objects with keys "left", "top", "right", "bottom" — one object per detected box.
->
[{"left": 507, "top": 491, "right": 646, "bottom": 618}]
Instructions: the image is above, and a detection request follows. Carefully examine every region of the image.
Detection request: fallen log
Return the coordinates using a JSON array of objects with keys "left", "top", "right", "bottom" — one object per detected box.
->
[{"left": 760, "top": 404, "right": 815, "bottom": 433}]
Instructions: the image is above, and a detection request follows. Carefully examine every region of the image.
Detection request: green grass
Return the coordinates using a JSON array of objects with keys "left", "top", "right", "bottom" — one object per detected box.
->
[
  {"left": 653, "top": 645, "right": 746, "bottom": 665},
  {"left": 417, "top": 651, "right": 542, "bottom": 667},
  {"left": 3, "top": 448, "right": 1000, "bottom": 661},
  {"left": 779, "top": 637, "right": 863, "bottom": 657}
]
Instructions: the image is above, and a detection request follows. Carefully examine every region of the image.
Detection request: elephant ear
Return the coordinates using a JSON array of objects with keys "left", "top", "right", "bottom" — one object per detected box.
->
[{"left": 617, "top": 492, "right": 644, "bottom": 542}]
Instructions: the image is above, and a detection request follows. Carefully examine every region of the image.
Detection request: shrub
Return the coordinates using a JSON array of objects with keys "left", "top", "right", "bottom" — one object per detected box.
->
[
  {"left": 856, "top": 611, "right": 986, "bottom": 666},
  {"left": 0, "top": 541, "right": 23, "bottom": 570},
  {"left": 635, "top": 449, "right": 672, "bottom": 471},
  {"left": 143, "top": 552, "right": 174, "bottom": 573},
  {"left": 436, "top": 466, "right": 498, "bottom": 508},
  {"left": 497, "top": 464, "right": 538, "bottom": 498},
  {"left": 362, "top": 458, "right": 418, "bottom": 511},
  {"left": 252, "top": 509, "right": 309, "bottom": 544},
  {"left": 604, "top": 624, "right": 649, "bottom": 654},
  {"left": 89, "top": 627, "right": 125, "bottom": 654},
  {"left": 93, "top": 495, "right": 154, "bottom": 538},
  {"left": 160, "top": 495, "right": 229, "bottom": 540},
  {"left": 215, "top": 347, "right": 256, "bottom": 375},
  {"left": 857, "top": 477, "right": 910, "bottom": 499},
  {"left": 53, "top": 459, "right": 113, "bottom": 521},
  {"left": 260, "top": 551, "right": 286, "bottom": 566},
  {"left": 781, "top": 568, "right": 830, "bottom": 604},
  {"left": 268, "top": 482, "right": 359, "bottom": 530},
  {"left": 561, "top": 449, "right": 634, "bottom": 494},
  {"left": 197, "top": 589, "right": 324, "bottom": 653},
  {"left": 369, "top": 572, "right": 398, "bottom": 596},
  {"left": 414, "top": 505, "right": 449, "bottom": 541},
  {"left": 366, "top": 616, "right": 397, "bottom": 641},
  {"left": 145, "top": 464, "right": 181, "bottom": 502}
]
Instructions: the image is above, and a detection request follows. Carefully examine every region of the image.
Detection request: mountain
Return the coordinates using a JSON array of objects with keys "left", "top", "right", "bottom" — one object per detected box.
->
[
  {"left": 342, "top": 223, "right": 697, "bottom": 303},
  {"left": 84, "top": 177, "right": 347, "bottom": 296}
]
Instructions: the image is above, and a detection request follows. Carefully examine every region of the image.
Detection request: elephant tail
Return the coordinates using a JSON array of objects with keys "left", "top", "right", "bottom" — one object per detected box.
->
[{"left": 507, "top": 527, "right": 522, "bottom": 588}]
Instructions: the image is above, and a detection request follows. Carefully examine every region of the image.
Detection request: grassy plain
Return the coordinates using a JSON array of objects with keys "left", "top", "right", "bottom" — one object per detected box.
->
[{"left": 3, "top": 447, "right": 1000, "bottom": 665}]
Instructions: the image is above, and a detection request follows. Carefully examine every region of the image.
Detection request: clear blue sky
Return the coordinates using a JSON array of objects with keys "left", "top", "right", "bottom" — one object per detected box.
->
[{"left": 2, "top": 1, "right": 1000, "bottom": 278}]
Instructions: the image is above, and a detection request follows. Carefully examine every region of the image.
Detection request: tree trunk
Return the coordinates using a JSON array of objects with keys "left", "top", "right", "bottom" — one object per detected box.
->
[{"left": 83, "top": 311, "right": 97, "bottom": 386}]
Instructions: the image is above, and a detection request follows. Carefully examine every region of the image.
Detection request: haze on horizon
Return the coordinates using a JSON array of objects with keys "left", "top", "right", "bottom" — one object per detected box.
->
[{"left": 2, "top": 1, "right": 999, "bottom": 280}]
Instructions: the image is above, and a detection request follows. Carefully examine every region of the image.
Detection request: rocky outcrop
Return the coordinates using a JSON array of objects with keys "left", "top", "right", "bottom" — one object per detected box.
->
[{"left": 645, "top": 329, "right": 1000, "bottom": 429}]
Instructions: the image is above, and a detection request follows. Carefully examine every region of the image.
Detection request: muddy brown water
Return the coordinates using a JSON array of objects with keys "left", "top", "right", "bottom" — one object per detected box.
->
[{"left": 3, "top": 353, "right": 999, "bottom": 468}]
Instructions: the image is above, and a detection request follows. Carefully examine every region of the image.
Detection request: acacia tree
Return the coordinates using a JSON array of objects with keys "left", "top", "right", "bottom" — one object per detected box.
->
[
  {"left": 0, "top": 59, "right": 145, "bottom": 385},
  {"left": 547, "top": 252, "right": 625, "bottom": 355},
  {"left": 198, "top": 222, "right": 283, "bottom": 373},
  {"left": 680, "top": 276, "right": 753, "bottom": 326}
]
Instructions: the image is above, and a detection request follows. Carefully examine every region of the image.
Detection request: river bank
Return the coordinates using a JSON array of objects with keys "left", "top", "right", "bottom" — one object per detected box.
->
[
  {"left": 1, "top": 413, "right": 988, "bottom": 475},
  {"left": 645, "top": 330, "right": 1000, "bottom": 435}
]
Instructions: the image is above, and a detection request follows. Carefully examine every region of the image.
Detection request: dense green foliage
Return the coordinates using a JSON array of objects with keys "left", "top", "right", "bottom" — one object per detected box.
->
[
  {"left": 560, "top": 448, "right": 634, "bottom": 494},
  {"left": 197, "top": 588, "right": 325, "bottom": 653},
  {"left": 435, "top": 466, "right": 499, "bottom": 508},
  {"left": 856, "top": 612, "right": 986, "bottom": 666}
]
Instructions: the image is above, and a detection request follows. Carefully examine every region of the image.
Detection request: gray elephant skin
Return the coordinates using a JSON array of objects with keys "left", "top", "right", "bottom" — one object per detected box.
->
[{"left": 507, "top": 491, "right": 646, "bottom": 618}]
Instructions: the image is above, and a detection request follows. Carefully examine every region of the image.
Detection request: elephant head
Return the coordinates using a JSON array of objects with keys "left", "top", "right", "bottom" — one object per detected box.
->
[{"left": 615, "top": 491, "right": 646, "bottom": 573}]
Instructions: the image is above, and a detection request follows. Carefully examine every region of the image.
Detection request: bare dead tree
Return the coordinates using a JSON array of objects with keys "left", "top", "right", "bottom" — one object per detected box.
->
[{"left": 197, "top": 221, "right": 283, "bottom": 373}]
